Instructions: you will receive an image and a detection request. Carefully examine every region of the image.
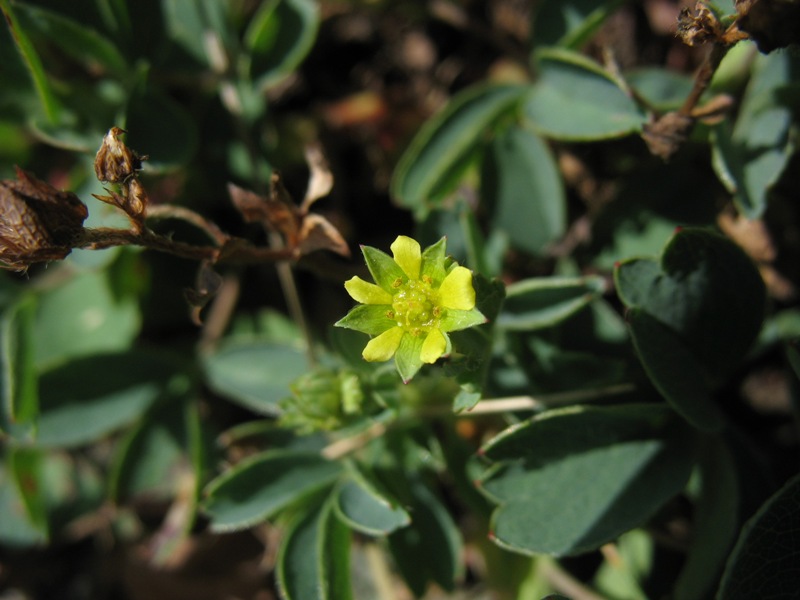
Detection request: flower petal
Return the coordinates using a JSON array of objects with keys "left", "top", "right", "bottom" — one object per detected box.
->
[
  {"left": 420, "top": 329, "right": 447, "bottom": 364},
  {"left": 438, "top": 266, "right": 476, "bottom": 310},
  {"left": 362, "top": 327, "right": 405, "bottom": 362},
  {"left": 390, "top": 236, "right": 421, "bottom": 280},
  {"left": 344, "top": 276, "right": 393, "bottom": 304}
]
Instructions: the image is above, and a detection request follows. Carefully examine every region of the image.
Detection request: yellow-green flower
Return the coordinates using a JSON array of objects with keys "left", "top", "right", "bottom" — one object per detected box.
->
[{"left": 335, "top": 236, "right": 486, "bottom": 382}]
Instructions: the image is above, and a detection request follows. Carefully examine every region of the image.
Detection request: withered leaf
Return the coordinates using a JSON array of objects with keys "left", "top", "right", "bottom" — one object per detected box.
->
[{"left": 185, "top": 260, "right": 223, "bottom": 326}]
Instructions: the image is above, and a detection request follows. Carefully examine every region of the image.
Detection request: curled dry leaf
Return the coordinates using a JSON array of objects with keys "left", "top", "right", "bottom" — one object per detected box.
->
[
  {"left": 228, "top": 171, "right": 349, "bottom": 259},
  {"left": 0, "top": 167, "right": 88, "bottom": 269},
  {"left": 185, "top": 260, "right": 224, "bottom": 326},
  {"left": 302, "top": 144, "right": 334, "bottom": 211}
]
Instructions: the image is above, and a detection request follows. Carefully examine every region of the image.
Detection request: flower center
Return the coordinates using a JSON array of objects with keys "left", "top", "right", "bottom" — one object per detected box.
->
[{"left": 391, "top": 279, "right": 440, "bottom": 335}]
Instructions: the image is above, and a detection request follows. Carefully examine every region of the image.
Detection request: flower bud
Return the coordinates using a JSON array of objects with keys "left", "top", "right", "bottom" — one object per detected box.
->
[
  {"left": 279, "top": 368, "right": 368, "bottom": 433},
  {"left": 0, "top": 168, "right": 88, "bottom": 270}
]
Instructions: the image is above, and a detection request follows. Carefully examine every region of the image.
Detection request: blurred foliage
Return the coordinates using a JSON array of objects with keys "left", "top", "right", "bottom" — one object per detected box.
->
[{"left": 1, "top": 1, "right": 799, "bottom": 599}]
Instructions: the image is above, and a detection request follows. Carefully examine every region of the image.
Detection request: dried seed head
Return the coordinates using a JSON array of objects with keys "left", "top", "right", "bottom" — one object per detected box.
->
[
  {"left": 0, "top": 168, "right": 88, "bottom": 270},
  {"left": 677, "top": 4, "right": 723, "bottom": 46},
  {"left": 94, "top": 127, "right": 146, "bottom": 184}
]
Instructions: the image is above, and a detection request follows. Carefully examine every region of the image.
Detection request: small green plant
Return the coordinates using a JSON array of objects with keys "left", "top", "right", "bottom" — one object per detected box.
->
[{"left": 1, "top": 1, "right": 799, "bottom": 599}]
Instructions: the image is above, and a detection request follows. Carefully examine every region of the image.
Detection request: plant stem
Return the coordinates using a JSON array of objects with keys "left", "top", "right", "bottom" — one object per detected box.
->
[{"left": 461, "top": 383, "right": 636, "bottom": 415}]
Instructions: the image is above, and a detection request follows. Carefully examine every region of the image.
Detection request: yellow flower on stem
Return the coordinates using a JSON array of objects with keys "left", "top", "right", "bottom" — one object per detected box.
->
[{"left": 335, "top": 236, "right": 486, "bottom": 382}]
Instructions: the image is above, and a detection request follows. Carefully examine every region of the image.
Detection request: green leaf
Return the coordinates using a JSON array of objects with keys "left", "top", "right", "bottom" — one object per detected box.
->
[
  {"left": 482, "top": 127, "right": 566, "bottom": 255},
  {"left": 32, "top": 266, "right": 141, "bottom": 370},
  {"left": 109, "top": 393, "right": 199, "bottom": 502},
  {"left": 0, "top": 0, "right": 61, "bottom": 123},
  {"left": 531, "top": 0, "right": 626, "bottom": 50},
  {"left": 0, "top": 460, "right": 47, "bottom": 546},
  {"left": 615, "top": 228, "right": 766, "bottom": 387},
  {"left": 626, "top": 309, "right": 724, "bottom": 431},
  {"left": 711, "top": 51, "right": 794, "bottom": 218},
  {"left": 392, "top": 84, "right": 526, "bottom": 216},
  {"left": 203, "top": 340, "right": 308, "bottom": 415},
  {"left": 593, "top": 530, "right": 651, "bottom": 600},
  {"left": 162, "top": 0, "right": 231, "bottom": 67},
  {"left": 387, "top": 479, "right": 463, "bottom": 596},
  {"left": 202, "top": 450, "right": 343, "bottom": 532},
  {"left": 498, "top": 275, "right": 605, "bottom": 331},
  {"left": 525, "top": 49, "right": 646, "bottom": 141},
  {"left": 13, "top": 2, "right": 128, "bottom": 78},
  {"left": 718, "top": 474, "right": 800, "bottom": 599},
  {"left": 277, "top": 499, "right": 353, "bottom": 600},
  {"left": 7, "top": 447, "right": 48, "bottom": 537},
  {"left": 36, "top": 349, "right": 188, "bottom": 448},
  {"left": 625, "top": 68, "right": 694, "bottom": 112},
  {"left": 333, "top": 472, "right": 410, "bottom": 536},
  {"left": 246, "top": 0, "right": 319, "bottom": 90},
  {"left": 673, "top": 437, "right": 738, "bottom": 600},
  {"left": 0, "top": 295, "right": 37, "bottom": 436},
  {"left": 478, "top": 404, "right": 695, "bottom": 556}
]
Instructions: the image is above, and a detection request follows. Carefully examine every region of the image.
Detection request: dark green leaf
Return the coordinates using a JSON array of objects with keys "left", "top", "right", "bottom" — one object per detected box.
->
[
  {"left": 387, "top": 479, "right": 463, "bottom": 596},
  {"left": 615, "top": 228, "right": 766, "bottom": 387},
  {"left": 14, "top": 2, "right": 127, "bottom": 77},
  {"left": 718, "top": 474, "right": 800, "bottom": 599},
  {"left": 333, "top": 473, "right": 410, "bottom": 536},
  {"left": 478, "top": 404, "right": 695, "bottom": 556},
  {"left": 626, "top": 68, "right": 694, "bottom": 112},
  {"left": 202, "top": 450, "right": 342, "bottom": 532},
  {"left": 0, "top": 460, "right": 47, "bottom": 546},
  {"left": 277, "top": 499, "right": 353, "bottom": 600},
  {"left": 0, "top": 0, "right": 61, "bottom": 122},
  {"left": 531, "top": 0, "right": 626, "bottom": 50},
  {"left": 626, "top": 309, "right": 724, "bottom": 431},
  {"left": 0, "top": 295, "right": 38, "bottom": 436},
  {"left": 711, "top": 52, "right": 794, "bottom": 218},
  {"left": 162, "top": 0, "right": 231, "bottom": 67},
  {"left": 482, "top": 127, "right": 566, "bottom": 255},
  {"left": 498, "top": 276, "right": 605, "bottom": 331},
  {"left": 7, "top": 447, "right": 48, "bottom": 537},
  {"left": 392, "top": 84, "right": 526, "bottom": 216},
  {"left": 36, "top": 350, "right": 188, "bottom": 448},
  {"left": 109, "top": 394, "right": 198, "bottom": 502},
  {"left": 203, "top": 340, "right": 308, "bottom": 415},
  {"left": 525, "top": 49, "right": 646, "bottom": 140},
  {"left": 246, "top": 0, "right": 319, "bottom": 90},
  {"left": 674, "top": 437, "right": 738, "bottom": 600},
  {"left": 125, "top": 84, "right": 198, "bottom": 170}
]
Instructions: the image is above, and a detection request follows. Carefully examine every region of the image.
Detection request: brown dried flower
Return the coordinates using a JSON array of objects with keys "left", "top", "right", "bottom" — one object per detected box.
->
[
  {"left": 94, "top": 127, "right": 146, "bottom": 184},
  {"left": 677, "top": 3, "right": 724, "bottom": 47},
  {"left": 92, "top": 127, "right": 150, "bottom": 228},
  {"left": 0, "top": 167, "right": 88, "bottom": 270}
]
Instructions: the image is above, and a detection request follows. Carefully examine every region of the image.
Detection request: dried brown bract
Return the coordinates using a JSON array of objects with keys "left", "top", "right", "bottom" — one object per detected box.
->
[{"left": 0, "top": 167, "right": 88, "bottom": 270}]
